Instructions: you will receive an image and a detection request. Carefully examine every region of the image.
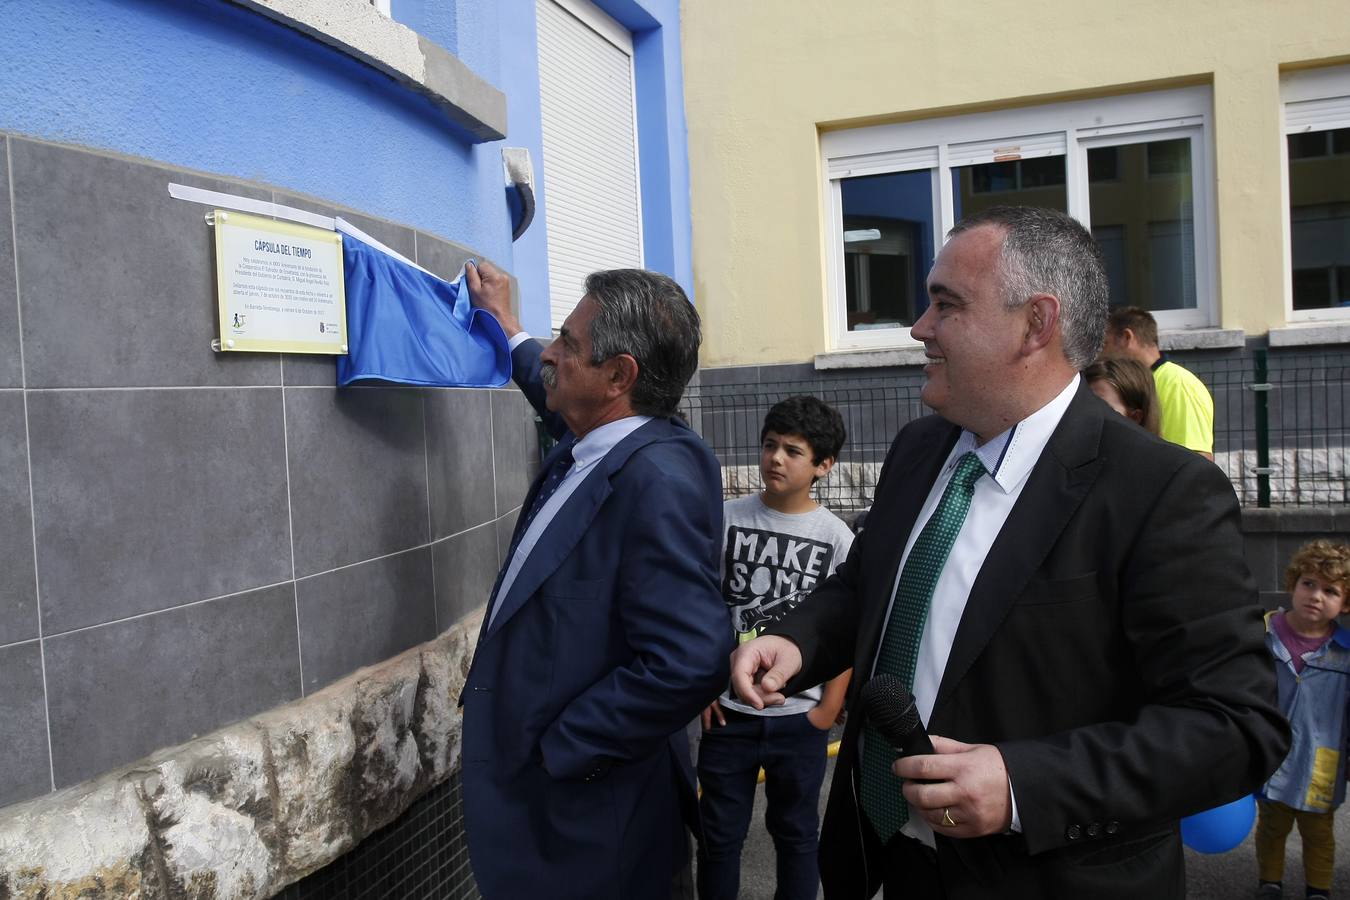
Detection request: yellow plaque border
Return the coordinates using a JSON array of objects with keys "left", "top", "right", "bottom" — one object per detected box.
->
[{"left": 213, "top": 209, "right": 348, "bottom": 355}]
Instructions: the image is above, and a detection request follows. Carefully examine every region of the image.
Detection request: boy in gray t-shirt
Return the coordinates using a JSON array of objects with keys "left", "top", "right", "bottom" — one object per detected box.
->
[{"left": 697, "top": 396, "right": 854, "bottom": 900}]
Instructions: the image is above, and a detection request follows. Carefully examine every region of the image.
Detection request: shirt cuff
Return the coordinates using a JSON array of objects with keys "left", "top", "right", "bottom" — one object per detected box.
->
[
  {"left": 1008, "top": 774, "right": 1022, "bottom": 833},
  {"left": 507, "top": 332, "right": 533, "bottom": 351}
]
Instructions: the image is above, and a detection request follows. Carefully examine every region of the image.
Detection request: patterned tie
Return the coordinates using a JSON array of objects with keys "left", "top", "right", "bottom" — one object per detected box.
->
[
  {"left": 505, "top": 439, "right": 575, "bottom": 561},
  {"left": 860, "top": 451, "right": 986, "bottom": 843},
  {"left": 482, "top": 439, "right": 576, "bottom": 632}
]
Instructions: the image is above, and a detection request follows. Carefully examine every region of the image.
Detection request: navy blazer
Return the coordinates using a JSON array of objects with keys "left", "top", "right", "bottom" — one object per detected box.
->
[
  {"left": 773, "top": 382, "right": 1289, "bottom": 900},
  {"left": 462, "top": 339, "right": 730, "bottom": 899}
]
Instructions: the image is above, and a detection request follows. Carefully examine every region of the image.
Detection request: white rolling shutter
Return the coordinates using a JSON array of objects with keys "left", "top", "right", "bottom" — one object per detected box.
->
[{"left": 537, "top": 0, "right": 643, "bottom": 330}]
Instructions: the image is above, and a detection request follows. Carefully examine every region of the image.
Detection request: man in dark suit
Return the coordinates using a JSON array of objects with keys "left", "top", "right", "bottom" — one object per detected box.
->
[
  {"left": 729, "top": 206, "right": 1289, "bottom": 899},
  {"left": 462, "top": 261, "right": 729, "bottom": 899}
]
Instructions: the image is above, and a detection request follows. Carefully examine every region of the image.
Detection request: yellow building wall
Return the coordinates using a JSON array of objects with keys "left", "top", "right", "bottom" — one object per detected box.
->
[{"left": 681, "top": 0, "right": 1350, "bottom": 367}]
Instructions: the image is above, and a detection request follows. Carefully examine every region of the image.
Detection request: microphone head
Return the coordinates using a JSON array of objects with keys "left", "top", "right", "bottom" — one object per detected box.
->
[{"left": 861, "top": 673, "right": 920, "bottom": 742}]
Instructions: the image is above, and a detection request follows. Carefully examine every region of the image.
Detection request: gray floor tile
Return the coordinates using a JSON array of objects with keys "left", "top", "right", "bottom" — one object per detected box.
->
[
  {"left": 44, "top": 583, "right": 300, "bottom": 789},
  {"left": 0, "top": 641, "right": 51, "bottom": 807},
  {"left": 296, "top": 547, "right": 436, "bottom": 693},
  {"left": 433, "top": 523, "right": 498, "bottom": 629},
  {"left": 286, "top": 387, "right": 429, "bottom": 577},
  {"left": 426, "top": 389, "right": 495, "bottom": 540},
  {"left": 10, "top": 139, "right": 279, "bottom": 388},
  {"left": 0, "top": 139, "right": 19, "bottom": 388},
  {"left": 0, "top": 393, "right": 36, "bottom": 644},
  {"left": 28, "top": 389, "right": 291, "bottom": 634}
]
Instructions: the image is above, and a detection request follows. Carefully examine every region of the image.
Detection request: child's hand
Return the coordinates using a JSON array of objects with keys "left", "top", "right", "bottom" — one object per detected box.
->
[{"left": 701, "top": 699, "right": 727, "bottom": 731}]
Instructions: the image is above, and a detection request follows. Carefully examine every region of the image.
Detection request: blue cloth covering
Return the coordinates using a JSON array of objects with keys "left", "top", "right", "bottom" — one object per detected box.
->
[{"left": 337, "top": 234, "right": 511, "bottom": 387}]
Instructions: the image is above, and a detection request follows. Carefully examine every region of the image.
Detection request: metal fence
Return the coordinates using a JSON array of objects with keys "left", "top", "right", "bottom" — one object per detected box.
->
[
  {"left": 678, "top": 348, "right": 1350, "bottom": 511},
  {"left": 679, "top": 372, "right": 927, "bottom": 515},
  {"left": 1201, "top": 348, "right": 1350, "bottom": 507}
]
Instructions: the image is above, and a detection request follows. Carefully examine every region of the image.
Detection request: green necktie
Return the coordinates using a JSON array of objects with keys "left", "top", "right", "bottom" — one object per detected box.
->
[{"left": 860, "top": 451, "right": 986, "bottom": 843}]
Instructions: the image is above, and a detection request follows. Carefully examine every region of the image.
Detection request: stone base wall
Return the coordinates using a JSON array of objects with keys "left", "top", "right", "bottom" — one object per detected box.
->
[{"left": 0, "top": 610, "right": 483, "bottom": 900}]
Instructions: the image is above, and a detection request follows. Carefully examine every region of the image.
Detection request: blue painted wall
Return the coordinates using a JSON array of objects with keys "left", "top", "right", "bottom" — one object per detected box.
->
[
  {"left": 0, "top": 0, "right": 513, "bottom": 270},
  {"left": 499, "top": 0, "right": 694, "bottom": 336},
  {"left": 0, "top": 0, "right": 692, "bottom": 339}
]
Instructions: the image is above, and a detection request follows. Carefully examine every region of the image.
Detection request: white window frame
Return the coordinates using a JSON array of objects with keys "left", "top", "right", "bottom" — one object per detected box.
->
[
  {"left": 1280, "top": 64, "right": 1350, "bottom": 323},
  {"left": 821, "top": 86, "right": 1217, "bottom": 352}
]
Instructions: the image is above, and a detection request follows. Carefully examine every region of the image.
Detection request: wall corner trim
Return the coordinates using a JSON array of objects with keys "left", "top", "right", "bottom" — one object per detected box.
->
[{"left": 227, "top": 0, "right": 507, "bottom": 142}]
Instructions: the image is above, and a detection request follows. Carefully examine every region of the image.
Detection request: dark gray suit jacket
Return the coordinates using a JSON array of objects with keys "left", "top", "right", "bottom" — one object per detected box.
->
[{"left": 773, "top": 382, "right": 1289, "bottom": 900}]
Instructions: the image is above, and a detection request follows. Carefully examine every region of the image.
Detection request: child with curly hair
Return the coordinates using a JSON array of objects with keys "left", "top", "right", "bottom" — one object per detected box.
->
[{"left": 1255, "top": 539, "right": 1350, "bottom": 900}]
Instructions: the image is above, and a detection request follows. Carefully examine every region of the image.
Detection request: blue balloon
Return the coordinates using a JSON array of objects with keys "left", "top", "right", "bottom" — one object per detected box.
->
[{"left": 1181, "top": 794, "right": 1257, "bottom": 854}]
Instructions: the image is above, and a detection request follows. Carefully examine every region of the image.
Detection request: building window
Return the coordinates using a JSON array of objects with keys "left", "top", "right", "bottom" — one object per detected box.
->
[
  {"left": 821, "top": 86, "right": 1215, "bottom": 350},
  {"left": 1282, "top": 65, "right": 1350, "bottom": 318},
  {"left": 841, "top": 170, "right": 935, "bottom": 331}
]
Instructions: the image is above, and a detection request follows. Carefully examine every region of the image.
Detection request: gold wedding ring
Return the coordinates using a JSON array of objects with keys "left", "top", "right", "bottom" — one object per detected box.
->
[{"left": 941, "top": 807, "right": 957, "bottom": 828}]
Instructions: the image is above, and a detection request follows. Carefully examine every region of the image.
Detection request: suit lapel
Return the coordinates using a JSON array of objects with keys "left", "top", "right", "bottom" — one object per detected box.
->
[
  {"left": 480, "top": 418, "right": 673, "bottom": 644},
  {"left": 934, "top": 385, "right": 1105, "bottom": 711},
  {"left": 855, "top": 421, "right": 961, "bottom": 670}
]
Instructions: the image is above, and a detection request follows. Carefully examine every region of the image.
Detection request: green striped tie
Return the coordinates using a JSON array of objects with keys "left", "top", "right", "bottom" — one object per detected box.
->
[{"left": 860, "top": 451, "right": 986, "bottom": 843}]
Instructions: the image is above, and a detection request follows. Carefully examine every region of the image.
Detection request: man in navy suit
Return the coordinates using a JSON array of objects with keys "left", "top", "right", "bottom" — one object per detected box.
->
[
  {"left": 462, "top": 260, "right": 729, "bottom": 899},
  {"left": 728, "top": 207, "right": 1287, "bottom": 899}
]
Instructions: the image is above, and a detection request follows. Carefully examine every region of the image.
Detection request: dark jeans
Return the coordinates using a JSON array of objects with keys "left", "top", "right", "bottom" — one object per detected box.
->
[{"left": 696, "top": 707, "right": 830, "bottom": 900}]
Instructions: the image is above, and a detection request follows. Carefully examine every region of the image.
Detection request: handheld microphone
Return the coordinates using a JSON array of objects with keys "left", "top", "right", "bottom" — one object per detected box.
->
[{"left": 862, "top": 673, "right": 934, "bottom": 760}]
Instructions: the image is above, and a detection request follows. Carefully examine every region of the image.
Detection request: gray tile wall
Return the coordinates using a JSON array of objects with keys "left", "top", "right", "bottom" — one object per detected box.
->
[{"left": 0, "top": 135, "right": 537, "bottom": 808}]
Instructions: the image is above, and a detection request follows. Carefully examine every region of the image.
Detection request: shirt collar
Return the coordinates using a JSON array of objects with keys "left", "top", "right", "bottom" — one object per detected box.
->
[
  {"left": 571, "top": 415, "right": 653, "bottom": 471},
  {"left": 946, "top": 375, "right": 1080, "bottom": 494}
]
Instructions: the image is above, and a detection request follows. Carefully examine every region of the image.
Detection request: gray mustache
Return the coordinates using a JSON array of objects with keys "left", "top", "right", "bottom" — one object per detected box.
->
[{"left": 540, "top": 363, "right": 557, "bottom": 388}]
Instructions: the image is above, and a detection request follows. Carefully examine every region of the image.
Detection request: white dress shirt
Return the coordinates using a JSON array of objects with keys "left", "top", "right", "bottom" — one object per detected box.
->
[
  {"left": 486, "top": 405, "right": 652, "bottom": 629},
  {"left": 880, "top": 375, "right": 1080, "bottom": 846}
]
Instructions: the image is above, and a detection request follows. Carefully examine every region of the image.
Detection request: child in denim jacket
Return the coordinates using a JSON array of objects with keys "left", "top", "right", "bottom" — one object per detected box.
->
[{"left": 1255, "top": 540, "right": 1350, "bottom": 900}]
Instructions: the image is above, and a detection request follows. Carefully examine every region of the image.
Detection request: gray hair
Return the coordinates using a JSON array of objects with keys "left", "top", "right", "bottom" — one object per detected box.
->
[
  {"left": 584, "top": 269, "right": 701, "bottom": 417},
  {"left": 949, "top": 206, "right": 1109, "bottom": 369}
]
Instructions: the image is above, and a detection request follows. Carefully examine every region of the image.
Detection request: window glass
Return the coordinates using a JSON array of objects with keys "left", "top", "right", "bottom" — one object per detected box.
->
[
  {"left": 1146, "top": 139, "right": 1190, "bottom": 177},
  {"left": 1088, "top": 138, "right": 1196, "bottom": 310},
  {"left": 1288, "top": 127, "right": 1350, "bottom": 310},
  {"left": 952, "top": 156, "right": 1067, "bottom": 220},
  {"left": 840, "top": 171, "right": 936, "bottom": 332},
  {"left": 1092, "top": 224, "right": 1128, "bottom": 307},
  {"left": 822, "top": 86, "right": 1214, "bottom": 347},
  {"left": 1088, "top": 147, "right": 1120, "bottom": 182}
]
